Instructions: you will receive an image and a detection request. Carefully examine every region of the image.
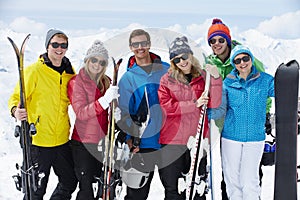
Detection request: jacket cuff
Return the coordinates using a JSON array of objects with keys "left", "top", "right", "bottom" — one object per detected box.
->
[
  {"left": 10, "top": 106, "right": 17, "bottom": 118},
  {"left": 98, "top": 97, "right": 109, "bottom": 110}
]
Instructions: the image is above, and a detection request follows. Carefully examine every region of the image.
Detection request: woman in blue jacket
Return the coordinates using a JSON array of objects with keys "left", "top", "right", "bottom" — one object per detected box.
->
[{"left": 221, "top": 45, "right": 274, "bottom": 200}]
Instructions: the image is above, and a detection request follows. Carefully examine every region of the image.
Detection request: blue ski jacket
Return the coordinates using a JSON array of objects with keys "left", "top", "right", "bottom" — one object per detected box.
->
[
  {"left": 221, "top": 66, "right": 274, "bottom": 142},
  {"left": 118, "top": 57, "right": 169, "bottom": 149}
]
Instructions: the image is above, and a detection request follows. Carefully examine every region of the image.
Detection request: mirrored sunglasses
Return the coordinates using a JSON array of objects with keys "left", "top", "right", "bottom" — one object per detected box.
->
[
  {"left": 209, "top": 38, "right": 225, "bottom": 45},
  {"left": 172, "top": 54, "right": 189, "bottom": 64},
  {"left": 233, "top": 55, "right": 250, "bottom": 65},
  {"left": 50, "top": 42, "right": 68, "bottom": 49},
  {"left": 130, "top": 41, "right": 150, "bottom": 48},
  {"left": 90, "top": 57, "right": 107, "bottom": 66}
]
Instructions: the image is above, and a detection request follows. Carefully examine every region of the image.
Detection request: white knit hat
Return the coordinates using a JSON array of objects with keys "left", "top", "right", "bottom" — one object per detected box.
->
[{"left": 84, "top": 40, "right": 109, "bottom": 63}]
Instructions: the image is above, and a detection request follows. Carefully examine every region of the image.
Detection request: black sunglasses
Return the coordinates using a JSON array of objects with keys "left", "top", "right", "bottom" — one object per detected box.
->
[
  {"left": 209, "top": 38, "right": 226, "bottom": 45},
  {"left": 90, "top": 57, "right": 107, "bottom": 66},
  {"left": 172, "top": 54, "right": 189, "bottom": 64},
  {"left": 233, "top": 55, "right": 251, "bottom": 65},
  {"left": 130, "top": 41, "right": 150, "bottom": 48},
  {"left": 50, "top": 42, "right": 68, "bottom": 49}
]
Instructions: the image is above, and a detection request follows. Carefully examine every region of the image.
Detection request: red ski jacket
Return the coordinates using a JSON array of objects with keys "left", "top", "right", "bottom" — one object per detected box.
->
[
  {"left": 158, "top": 71, "right": 222, "bottom": 145},
  {"left": 68, "top": 68, "right": 109, "bottom": 144}
]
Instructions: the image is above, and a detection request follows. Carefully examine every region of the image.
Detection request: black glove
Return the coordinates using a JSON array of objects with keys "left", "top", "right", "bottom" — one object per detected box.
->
[
  {"left": 265, "top": 113, "right": 272, "bottom": 135},
  {"left": 132, "top": 136, "right": 141, "bottom": 149}
]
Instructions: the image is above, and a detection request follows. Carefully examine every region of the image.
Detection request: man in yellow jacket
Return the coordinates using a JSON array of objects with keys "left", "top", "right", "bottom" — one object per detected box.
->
[{"left": 8, "top": 29, "right": 77, "bottom": 199}]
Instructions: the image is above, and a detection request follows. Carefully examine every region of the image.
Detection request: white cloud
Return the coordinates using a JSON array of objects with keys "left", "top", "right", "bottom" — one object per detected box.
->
[
  {"left": 9, "top": 17, "right": 47, "bottom": 35},
  {"left": 0, "top": 20, "right": 8, "bottom": 29},
  {"left": 167, "top": 24, "right": 184, "bottom": 36},
  {"left": 257, "top": 10, "right": 300, "bottom": 39}
]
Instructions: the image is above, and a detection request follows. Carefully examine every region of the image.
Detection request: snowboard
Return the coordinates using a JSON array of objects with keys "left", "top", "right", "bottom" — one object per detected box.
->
[{"left": 274, "top": 60, "right": 299, "bottom": 200}]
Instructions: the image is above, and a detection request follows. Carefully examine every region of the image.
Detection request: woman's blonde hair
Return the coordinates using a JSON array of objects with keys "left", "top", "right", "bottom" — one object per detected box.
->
[
  {"left": 168, "top": 54, "right": 204, "bottom": 84},
  {"left": 84, "top": 59, "right": 110, "bottom": 93}
]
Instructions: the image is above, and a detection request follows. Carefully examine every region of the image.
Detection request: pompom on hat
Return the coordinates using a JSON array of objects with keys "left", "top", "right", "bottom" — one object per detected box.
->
[
  {"left": 230, "top": 45, "right": 254, "bottom": 67},
  {"left": 169, "top": 36, "right": 193, "bottom": 60},
  {"left": 45, "top": 29, "right": 67, "bottom": 49},
  {"left": 207, "top": 18, "right": 231, "bottom": 46},
  {"left": 84, "top": 40, "right": 109, "bottom": 63}
]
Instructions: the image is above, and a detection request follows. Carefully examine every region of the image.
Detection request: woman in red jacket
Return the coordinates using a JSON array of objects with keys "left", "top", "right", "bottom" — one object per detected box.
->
[
  {"left": 158, "top": 36, "right": 222, "bottom": 200},
  {"left": 67, "top": 40, "right": 119, "bottom": 199}
]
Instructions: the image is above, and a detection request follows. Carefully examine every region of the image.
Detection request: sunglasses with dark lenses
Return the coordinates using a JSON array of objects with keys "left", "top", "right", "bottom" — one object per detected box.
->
[
  {"left": 172, "top": 54, "right": 189, "bottom": 64},
  {"left": 209, "top": 38, "right": 226, "bottom": 45},
  {"left": 50, "top": 42, "right": 68, "bottom": 49},
  {"left": 90, "top": 57, "right": 107, "bottom": 66},
  {"left": 130, "top": 41, "right": 150, "bottom": 48},
  {"left": 233, "top": 55, "right": 251, "bottom": 65}
]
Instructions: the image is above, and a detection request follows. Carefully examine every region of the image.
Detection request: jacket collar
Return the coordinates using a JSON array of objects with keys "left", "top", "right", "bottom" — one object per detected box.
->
[
  {"left": 227, "top": 65, "right": 260, "bottom": 83},
  {"left": 127, "top": 52, "right": 162, "bottom": 69},
  {"left": 40, "top": 53, "right": 75, "bottom": 74}
]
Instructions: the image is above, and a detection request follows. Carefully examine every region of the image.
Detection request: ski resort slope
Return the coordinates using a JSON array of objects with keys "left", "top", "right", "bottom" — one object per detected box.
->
[{"left": 0, "top": 23, "right": 300, "bottom": 199}]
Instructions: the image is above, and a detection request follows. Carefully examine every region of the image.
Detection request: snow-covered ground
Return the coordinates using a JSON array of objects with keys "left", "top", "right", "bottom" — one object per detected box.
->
[{"left": 1, "top": 18, "right": 300, "bottom": 199}]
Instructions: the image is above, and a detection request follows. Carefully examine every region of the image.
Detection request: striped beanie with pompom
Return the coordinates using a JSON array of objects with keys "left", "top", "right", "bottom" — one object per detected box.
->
[
  {"left": 207, "top": 18, "right": 231, "bottom": 46},
  {"left": 169, "top": 36, "right": 193, "bottom": 60}
]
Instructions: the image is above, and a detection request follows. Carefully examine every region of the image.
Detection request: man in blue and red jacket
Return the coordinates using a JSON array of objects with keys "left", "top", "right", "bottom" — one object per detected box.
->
[{"left": 117, "top": 29, "right": 169, "bottom": 200}]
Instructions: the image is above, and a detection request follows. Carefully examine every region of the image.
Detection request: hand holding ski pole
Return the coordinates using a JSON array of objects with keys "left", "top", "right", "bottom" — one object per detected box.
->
[
  {"left": 196, "top": 91, "right": 209, "bottom": 108},
  {"left": 14, "top": 102, "right": 27, "bottom": 121},
  {"left": 205, "top": 64, "right": 220, "bottom": 79},
  {"left": 127, "top": 138, "right": 140, "bottom": 153},
  {"left": 98, "top": 85, "right": 120, "bottom": 110}
]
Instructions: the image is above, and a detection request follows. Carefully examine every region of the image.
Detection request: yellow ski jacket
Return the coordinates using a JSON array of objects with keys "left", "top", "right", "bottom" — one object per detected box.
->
[{"left": 8, "top": 55, "right": 75, "bottom": 147}]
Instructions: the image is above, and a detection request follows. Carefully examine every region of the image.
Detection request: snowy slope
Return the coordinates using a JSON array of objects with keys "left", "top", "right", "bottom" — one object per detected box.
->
[{"left": 0, "top": 24, "right": 300, "bottom": 199}]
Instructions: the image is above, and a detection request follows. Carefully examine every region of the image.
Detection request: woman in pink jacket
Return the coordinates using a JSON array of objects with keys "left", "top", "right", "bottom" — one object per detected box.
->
[
  {"left": 67, "top": 40, "right": 119, "bottom": 199},
  {"left": 158, "top": 36, "right": 222, "bottom": 200}
]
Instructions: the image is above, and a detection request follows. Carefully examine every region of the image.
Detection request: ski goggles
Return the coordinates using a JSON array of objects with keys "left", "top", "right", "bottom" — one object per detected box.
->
[
  {"left": 130, "top": 41, "right": 150, "bottom": 48},
  {"left": 50, "top": 42, "right": 68, "bottom": 49},
  {"left": 233, "top": 55, "right": 250, "bottom": 65},
  {"left": 90, "top": 57, "right": 107, "bottom": 66},
  {"left": 172, "top": 54, "right": 189, "bottom": 64},
  {"left": 209, "top": 37, "right": 226, "bottom": 45}
]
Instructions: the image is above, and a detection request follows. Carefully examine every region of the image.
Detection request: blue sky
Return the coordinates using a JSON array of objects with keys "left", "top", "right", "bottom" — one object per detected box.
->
[{"left": 1, "top": 0, "right": 299, "bottom": 31}]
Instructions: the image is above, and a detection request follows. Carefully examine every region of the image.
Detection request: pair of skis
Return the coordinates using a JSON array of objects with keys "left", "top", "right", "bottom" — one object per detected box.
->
[
  {"left": 8, "top": 34, "right": 38, "bottom": 200},
  {"left": 178, "top": 71, "right": 211, "bottom": 200},
  {"left": 98, "top": 58, "right": 123, "bottom": 200}
]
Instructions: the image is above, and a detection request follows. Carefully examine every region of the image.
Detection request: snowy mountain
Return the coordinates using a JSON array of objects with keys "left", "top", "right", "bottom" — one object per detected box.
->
[{"left": 0, "top": 21, "right": 300, "bottom": 199}]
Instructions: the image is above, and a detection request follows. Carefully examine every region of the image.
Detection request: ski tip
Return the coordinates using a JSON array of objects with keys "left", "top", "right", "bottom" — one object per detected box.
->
[
  {"left": 112, "top": 57, "right": 116, "bottom": 64},
  {"left": 111, "top": 57, "right": 123, "bottom": 66},
  {"left": 7, "top": 37, "right": 14, "bottom": 44},
  {"left": 117, "top": 58, "right": 123, "bottom": 65},
  {"left": 24, "top": 34, "right": 31, "bottom": 41}
]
